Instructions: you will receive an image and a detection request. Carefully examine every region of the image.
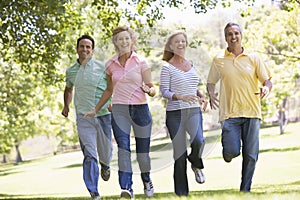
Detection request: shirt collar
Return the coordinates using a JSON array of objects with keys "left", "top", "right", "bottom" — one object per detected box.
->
[
  {"left": 111, "top": 51, "right": 138, "bottom": 62},
  {"left": 224, "top": 47, "right": 249, "bottom": 56},
  {"left": 76, "top": 57, "right": 94, "bottom": 66}
]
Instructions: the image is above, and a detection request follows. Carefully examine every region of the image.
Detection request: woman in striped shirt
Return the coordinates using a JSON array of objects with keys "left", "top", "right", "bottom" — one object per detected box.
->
[{"left": 160, "top": 30, "right": 208, "bottom": 196}]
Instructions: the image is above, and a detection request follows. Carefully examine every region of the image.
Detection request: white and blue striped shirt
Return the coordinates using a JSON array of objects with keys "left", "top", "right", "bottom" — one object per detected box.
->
[{"left": 160, "top": 63, "right": 201, "bottom": 111}]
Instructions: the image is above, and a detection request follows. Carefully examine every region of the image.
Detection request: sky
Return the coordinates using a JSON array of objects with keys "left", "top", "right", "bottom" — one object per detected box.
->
[{"left": 160, "top": 0, "right": 272, "bottom": 26}]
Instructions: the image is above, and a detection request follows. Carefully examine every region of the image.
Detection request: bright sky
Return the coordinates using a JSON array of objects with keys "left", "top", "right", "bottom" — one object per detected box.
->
[{"left": 160, "top": 0, "right": 271, "bottom": 26}]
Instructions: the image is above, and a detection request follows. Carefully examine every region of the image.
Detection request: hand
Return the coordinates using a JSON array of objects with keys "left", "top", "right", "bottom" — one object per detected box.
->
[
  {"left": 179, "top": 95, "right": 199, "bottom": 104},
  {"left": 62, "top": 107, "right": 69, "bottom": 117},
  {"left": 198, "top": 96, "right": 208, "bottom": 112},
  {"left": 208, "top": 92, "right": 219, "bottom": 110},
  {"left": 141, "top": 85, "right": 155, "bottom": 97},
  {"left": 107, "top": 103, "right": 112, "bottom": 112},
  {"left": 255, "top": 86, "right": 270, "bottom": 99},
  {"left": 84, "top": 110, "right": 96, "bottom": 119}
]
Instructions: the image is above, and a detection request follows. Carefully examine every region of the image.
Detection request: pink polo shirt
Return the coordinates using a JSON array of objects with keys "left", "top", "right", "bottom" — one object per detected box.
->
[{"left": 105, "top": 51, "right": 149, "bottom": 105}]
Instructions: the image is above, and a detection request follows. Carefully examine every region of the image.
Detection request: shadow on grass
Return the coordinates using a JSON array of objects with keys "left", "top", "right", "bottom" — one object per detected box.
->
[
  {"left": 260, "top": 146, "right": 300, "bottom": 153},
  {"left": 1, "top": 180, "right": 299, "bottom": 199}
]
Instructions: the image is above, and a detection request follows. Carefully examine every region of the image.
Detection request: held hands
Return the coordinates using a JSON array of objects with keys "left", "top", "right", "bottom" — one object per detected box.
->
[{"left": 84, "top": 109, "right": 96, "bottom": 119}]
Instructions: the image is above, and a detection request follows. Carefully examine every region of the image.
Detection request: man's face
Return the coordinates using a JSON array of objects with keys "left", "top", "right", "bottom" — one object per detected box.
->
[
  {"left": 76, "top": 39, "right": 93, "bottom": 60},
  {"left": 225, "top": 25, "right": 242, "bottom": 48}
]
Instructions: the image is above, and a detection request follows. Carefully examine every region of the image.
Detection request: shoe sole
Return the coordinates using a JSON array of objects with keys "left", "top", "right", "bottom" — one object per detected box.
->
[{"left": 120, "top": 190, "right": 132, "bottom": 199}]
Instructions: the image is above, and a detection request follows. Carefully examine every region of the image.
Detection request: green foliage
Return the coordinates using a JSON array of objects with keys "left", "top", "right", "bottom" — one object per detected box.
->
[
  {"left": 0, "top": 0, "right": 82, "bottom": 155},
  {"left": 0, "top": 0, "right": 81, "bottom": 85},
  {"left": 243, "top": 5, "right": 300, "bottom": 121},
  {"left": 0, "top": 0, "right": 299, "bottom": 157}
]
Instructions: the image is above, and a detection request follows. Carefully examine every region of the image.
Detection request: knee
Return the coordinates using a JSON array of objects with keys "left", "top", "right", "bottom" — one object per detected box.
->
[{"left": 222, "top": 149, "right": 240, "bottom": 163}]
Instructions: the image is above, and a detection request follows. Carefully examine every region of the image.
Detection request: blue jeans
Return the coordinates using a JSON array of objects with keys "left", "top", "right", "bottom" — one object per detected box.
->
[
  {"left": 166, "top": 107, "right": 205, "bottom": 196},
  {"left": 76, "top": 114, "right": 113, "bottom": 197},
  {"left": 111, "top": 104, "right": 152, "bottom": 193},
  {"left": 221, "top": 117, "right": 260, "bottom": 192}
]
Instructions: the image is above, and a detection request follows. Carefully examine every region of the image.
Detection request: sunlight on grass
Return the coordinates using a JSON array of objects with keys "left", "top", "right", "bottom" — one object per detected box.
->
[{"left": 0, "top": 122, "right": 300, "bottom": 199}]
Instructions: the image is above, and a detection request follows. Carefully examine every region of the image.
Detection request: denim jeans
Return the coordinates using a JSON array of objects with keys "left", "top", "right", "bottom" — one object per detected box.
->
[
  {"left": 221, "top": 117, "right": 260, "bottom": 192},
  {"left": 166, "top": 107, "right": 205, "bottom": 196},
  {"left": 111, "top": 104, "right": 152, "bottom": 193},
  {"left": 76, "top": 114, "right": 113, "bottom": 197}
]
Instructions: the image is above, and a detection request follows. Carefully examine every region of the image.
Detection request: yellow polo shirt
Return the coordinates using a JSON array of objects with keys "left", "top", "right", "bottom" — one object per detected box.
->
[{"left": 207, "top": 49, "right": 272, "bottom": 121}]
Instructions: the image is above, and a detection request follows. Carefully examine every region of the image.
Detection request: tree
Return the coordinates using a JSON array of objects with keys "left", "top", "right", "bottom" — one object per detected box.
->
[
  {"left": 1, "top": 0, "right": 299, "bottom": 161},
  {"left": 243, "top": 5, "right": 300, "bottom": 133},
  {"left": 0, "top": 0, "right": 82, "bottom": 160}
]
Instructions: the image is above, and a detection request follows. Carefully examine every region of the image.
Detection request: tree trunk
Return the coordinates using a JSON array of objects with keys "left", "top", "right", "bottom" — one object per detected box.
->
[
  {"left": 2, "top": 155, "right": 7, "bottom": 163},
  {"left": 278, "top": 97, "right": 288, "bottom": 134},
  {"left": 15, "top": 144, "right": 23, "bottom": 165}
]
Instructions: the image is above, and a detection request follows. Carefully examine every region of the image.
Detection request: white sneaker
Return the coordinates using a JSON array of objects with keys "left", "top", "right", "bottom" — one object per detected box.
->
[
  {"left": 143, "top": 180, "right": 154, "bottom": 197},
  {"left": 191, "top": 166, "right": 205, "bottom": 184},
  {"left": 91, "top": 196, "right": 100, "bottom": 200}
]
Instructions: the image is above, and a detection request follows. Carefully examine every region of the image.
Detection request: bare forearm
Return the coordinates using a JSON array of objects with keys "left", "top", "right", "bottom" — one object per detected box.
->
[
  {"left": 94, "top": 90, "right": 112, "bottom": 113},
  {"left": 206, "top": 83, "right": 215, "bottom": 98},
  {"left": 264, "top": 79, "right": 272, "bottom": 91}
]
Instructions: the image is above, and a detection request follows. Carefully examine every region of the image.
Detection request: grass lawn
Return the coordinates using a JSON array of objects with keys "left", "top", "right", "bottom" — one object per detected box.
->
[{"left": 0, "top": 122, "right": 300, "bottom": 200}]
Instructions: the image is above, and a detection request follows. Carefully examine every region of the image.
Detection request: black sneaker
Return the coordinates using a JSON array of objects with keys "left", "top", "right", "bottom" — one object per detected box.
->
[{"left": 101, "top": 167, "right": 110, "bottom": 181}]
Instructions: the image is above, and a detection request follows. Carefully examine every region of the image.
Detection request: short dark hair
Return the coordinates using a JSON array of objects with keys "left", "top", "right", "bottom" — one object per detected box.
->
[
  {"left": 77, "top": 35, "right": 95, "bottom": 49},
  {"left": 224, "top": 22, "right": 242, "bottom": 37}
]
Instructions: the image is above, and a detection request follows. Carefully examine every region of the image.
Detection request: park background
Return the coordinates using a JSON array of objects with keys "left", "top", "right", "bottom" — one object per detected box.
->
[{"left": 0, "top": 0, "right": 300, "bottom": 199}]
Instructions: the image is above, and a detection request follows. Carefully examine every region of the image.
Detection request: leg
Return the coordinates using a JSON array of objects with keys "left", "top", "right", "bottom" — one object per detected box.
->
[
  {"left": 131, "top": 104, "right": 154, "bottom": 197},
  {"left": 240, "top": 118, "right": 260, "bottom": 192},
  {"left": 96, "top": 114, "right": 113, "bottom": 167},
  {"left": 111, "top": 105, "right": 133, "bottom": 192},
  {"left": 221, "top": 118, "right": 243, "bottom": 162},
  {"left": 186, "top": 107, "right": 205, "bottom": 169},
  {"left": 96, "top": 114, "right": 113, "bottom": 181},
  {"left": 76, "top": 114, "right": 100, "bottom": 197},
  {"left": 166, "top": 109, "right": 189, "bottom": 196},
  {"left": 131, "top": 104, "right": 152, "bottom": 177}
]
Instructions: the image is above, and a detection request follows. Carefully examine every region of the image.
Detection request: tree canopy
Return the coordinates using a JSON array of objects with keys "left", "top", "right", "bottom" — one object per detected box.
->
[{"left": 0, "top": 0, "right": 299, "bottom": 160}]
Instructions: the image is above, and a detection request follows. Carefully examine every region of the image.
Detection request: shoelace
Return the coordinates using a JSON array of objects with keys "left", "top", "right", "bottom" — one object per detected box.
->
[{"left": 145, "top": 181, "right": 153, "bottom": 190}]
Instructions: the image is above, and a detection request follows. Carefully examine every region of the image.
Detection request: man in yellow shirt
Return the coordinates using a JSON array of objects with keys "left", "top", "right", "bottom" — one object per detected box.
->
[{"left": 207, "top": 22, "right": 272, "bottom": 192}]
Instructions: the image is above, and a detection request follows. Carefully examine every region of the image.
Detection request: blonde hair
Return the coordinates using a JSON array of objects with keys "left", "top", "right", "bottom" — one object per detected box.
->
[
  {"left": 112, "top": 26, "right": 138, "bottom": 53},
  {"left": 162, "top": 30, "right": 188, "bottom": 61}
]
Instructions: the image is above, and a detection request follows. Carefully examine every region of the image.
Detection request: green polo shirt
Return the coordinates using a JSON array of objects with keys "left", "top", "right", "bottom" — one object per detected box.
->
[{"left": 65, "top": 58, "right": 111, "bottom": 117}]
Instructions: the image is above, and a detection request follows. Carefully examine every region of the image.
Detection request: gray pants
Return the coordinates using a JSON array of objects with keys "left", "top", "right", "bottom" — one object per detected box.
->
[{"left": 76, "top": 113, "right": 113, "bottom": 196}]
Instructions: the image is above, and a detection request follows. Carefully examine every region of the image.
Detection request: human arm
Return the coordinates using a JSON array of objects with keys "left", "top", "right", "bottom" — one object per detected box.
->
[
  {"left": 206, "top": 83, "right": 219, "bottom": 110},
  {"left": 256, "top": 79, "right": 272, "bottom": 99},
  {"left": 160, "top": 65, "right": 198, "bottom": 104},
  {"left": 61, "top": 86, "right": 73, "bottom": 117},
  {"left": 141, "top": 68, "right": 156, "bottom": 97},
  {"left": 84, "top": 74, "right": 113, "bottom": 118}
]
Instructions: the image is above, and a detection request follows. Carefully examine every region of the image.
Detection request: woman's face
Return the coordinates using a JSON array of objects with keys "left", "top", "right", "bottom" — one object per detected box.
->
[
  {"left": 169, "top": 33, "right": 187, "bottom": 56},
  {"left": 115, "top": 31, "right": 132, "bottom": 54}
]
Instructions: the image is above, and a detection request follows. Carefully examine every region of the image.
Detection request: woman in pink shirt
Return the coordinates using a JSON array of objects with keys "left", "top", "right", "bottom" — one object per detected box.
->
[{"left": 85, "top": 26, "right": 156, "bottom": 199}]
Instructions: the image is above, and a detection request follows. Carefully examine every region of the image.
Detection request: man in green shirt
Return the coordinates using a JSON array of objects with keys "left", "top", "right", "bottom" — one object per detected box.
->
[{"left": 62, "top": 35, "right": 112, "bottom": 200}]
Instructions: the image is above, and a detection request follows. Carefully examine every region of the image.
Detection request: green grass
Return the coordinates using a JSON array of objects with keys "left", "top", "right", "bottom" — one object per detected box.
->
[{"left": 1, "top": 122, "right": 300, "bottom": 200}]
